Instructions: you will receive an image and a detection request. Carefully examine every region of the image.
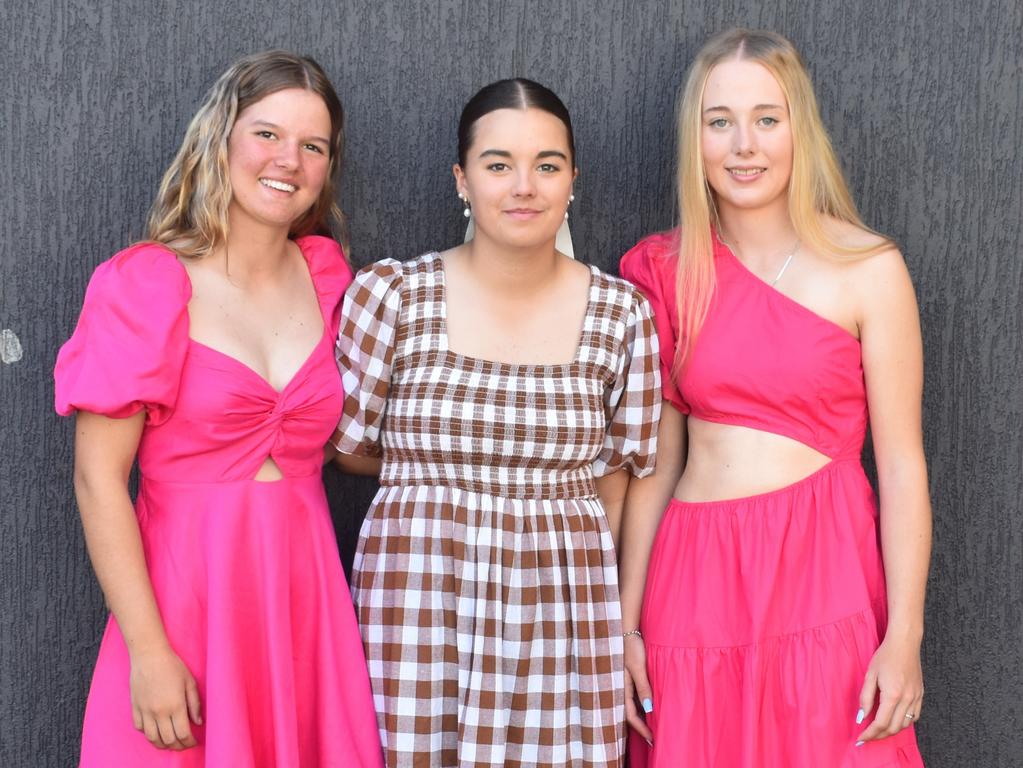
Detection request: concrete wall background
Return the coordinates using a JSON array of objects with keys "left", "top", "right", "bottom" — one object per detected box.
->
[{"left": 1, "top": 1, "right": 1020, "bottom": 765}]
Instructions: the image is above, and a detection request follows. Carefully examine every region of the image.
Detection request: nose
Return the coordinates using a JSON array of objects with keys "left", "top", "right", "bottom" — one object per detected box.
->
[
  {"left": 274, "top": 141, "right": 301, "bottom": 170},
  {"left": 512, "top": 167, "right": 536, "bottom": 197},
  {"left": 733, "top": 122, "right": 756, "bottom": 156}
]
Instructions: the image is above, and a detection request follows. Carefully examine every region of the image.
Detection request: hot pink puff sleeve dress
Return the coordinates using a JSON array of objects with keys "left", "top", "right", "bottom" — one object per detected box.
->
[
  {"left": 54, "top": 237, "right": 383, "bottom": 768},
  {"left": 620, "top": 232, "right": 924, "bottom": 768}
]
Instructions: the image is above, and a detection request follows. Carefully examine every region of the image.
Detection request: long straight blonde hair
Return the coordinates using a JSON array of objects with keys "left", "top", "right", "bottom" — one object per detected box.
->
[
  {"left": 146, "top": 50, "right": 346, "bottom": 259},
  {"left": 674, "top": 28, "right": 890, "bottom": 371}
]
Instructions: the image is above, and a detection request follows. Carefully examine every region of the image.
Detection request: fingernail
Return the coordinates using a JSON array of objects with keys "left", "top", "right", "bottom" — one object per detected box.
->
[
  {"left": 642, "top": 698, "right": 654, "bottom": 714},
  {"left": 855, "top": 708, "right": 865, "bottom": 724},
  {"left": 645, "top": 737, "right": 653, "bottom": 747},
  {"left": 855, "top": 741, "right": 864, "bottom": 747}
]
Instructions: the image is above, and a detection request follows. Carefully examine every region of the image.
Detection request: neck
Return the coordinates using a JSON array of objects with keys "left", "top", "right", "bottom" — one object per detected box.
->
[
  {"left": 716, "top": 198, "right": 797, "bottom": 263},
  {"left": 464, "top": 231, "right": 561, "bottom": 296},
  {"left": 216, "top": 212, "right": 294, "bottom": 281}
]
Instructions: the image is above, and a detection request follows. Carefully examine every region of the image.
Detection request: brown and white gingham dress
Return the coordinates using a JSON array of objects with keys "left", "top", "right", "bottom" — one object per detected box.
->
[{"left": 333, "top": 253, "right": 660, "bottom": 768}]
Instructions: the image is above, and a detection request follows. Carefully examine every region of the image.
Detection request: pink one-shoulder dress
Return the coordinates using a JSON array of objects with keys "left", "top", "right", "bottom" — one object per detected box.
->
[
  {"left": 55, "top": 237, "right": 383, "bottom": 767},
  {"left": 621, "top": 232, "right": 924, "bottom": 768}
]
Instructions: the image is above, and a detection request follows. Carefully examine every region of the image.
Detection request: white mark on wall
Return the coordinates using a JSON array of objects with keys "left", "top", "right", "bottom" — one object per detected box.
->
[{"left": 1, "top": 329, "right": 23, "bottom": 363}]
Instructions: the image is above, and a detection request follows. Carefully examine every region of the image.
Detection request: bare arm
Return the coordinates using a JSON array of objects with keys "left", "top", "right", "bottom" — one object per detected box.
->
[
  {"left": 74, "top": 411, "right": 201, "bottom": 751},
  {"left": 595, "top": 469, "right": 629, "bottom": 552},
  {"left": 324, "top": 443, "right": 383, "bottom": 476},
  {"left": 852, "top": 248, "right": 932, "bottom": 743},
  {"left": 617, "top": 403, "right": 687, "bottom": 741}
]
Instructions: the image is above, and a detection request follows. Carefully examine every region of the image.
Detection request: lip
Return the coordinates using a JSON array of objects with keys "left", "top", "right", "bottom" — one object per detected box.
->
[
  {"left": 503, "top": 208, "right": 544, "bottom": 219},
  {"left": 725, "top": 167, "right": 766, "bottom": 182},
  {"left": 259, "top": 177, "right": 298, "bottom": 194}
]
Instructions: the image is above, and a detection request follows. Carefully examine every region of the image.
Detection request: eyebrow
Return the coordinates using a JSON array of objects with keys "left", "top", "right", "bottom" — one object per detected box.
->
[
  {"left": 251, "top": 119, "right": 330, "bottom": 145},
  {"left": 703, "top": 103, "right": 785, "bottom": 113},
  {"left": 478, "top": 148, "right": 569, "bottom": 160}
]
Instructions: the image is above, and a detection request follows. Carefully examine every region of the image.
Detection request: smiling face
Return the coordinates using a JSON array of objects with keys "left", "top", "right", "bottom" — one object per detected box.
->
[
  {"left": 226, "top": 87, "right": 332, "bottom": 234},
  {"left": 454, "top": 107, "right": 576, "bottom": 250},
  {"left": 701, "top": 59, "right": 793, "bottom": 218}
]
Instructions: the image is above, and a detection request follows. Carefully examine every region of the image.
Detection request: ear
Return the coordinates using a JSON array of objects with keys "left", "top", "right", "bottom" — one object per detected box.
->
[{"left": 452, "top": 164, "right": 467, "bottom": 198}]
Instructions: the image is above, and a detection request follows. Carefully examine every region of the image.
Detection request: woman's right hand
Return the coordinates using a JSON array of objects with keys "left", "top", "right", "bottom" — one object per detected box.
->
[
  {"left": 129, "top": 645, "right": 202, "bottom": 750},
  {"left": 624, "top": 634, "right": 654, "bottom": 744}
]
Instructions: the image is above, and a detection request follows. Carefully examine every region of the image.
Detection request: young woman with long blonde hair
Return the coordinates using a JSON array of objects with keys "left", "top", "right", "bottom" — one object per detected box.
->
[
  {"left": 618, "top": 29, "right": 930, "bottom": 766},
  {"left": 55, "top": 51, "right": 382, "bottom": 766}
]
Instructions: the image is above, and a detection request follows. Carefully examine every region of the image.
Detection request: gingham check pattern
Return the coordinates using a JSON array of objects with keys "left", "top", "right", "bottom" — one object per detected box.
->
[{"left": 334, "top": 254, "right": 661, "bottom": 767}]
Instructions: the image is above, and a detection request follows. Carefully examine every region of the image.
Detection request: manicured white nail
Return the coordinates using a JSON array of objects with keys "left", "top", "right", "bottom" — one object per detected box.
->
[
  {"left": 855, "top": 708, "right": 865, "bottom": 724},
  {"left": 645, "top": 737, "right": 653, "bottom": 747},
  {"left": 855, "top": 740, "right": 865, "bottom": 747},
  {"left": 642, "top": 698, "right": 654, "bottom": 714}
]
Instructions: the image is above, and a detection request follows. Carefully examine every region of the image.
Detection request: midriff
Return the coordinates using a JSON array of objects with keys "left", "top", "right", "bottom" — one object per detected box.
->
[{"left": 675, "top": 417, "right": 834, "bottom": 503}]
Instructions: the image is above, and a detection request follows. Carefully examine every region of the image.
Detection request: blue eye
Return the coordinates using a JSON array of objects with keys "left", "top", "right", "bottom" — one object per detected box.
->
[
  {"left": 759, "top": 117, "right": 779, "bottom": 127},
  {"left": 708, "top": 118, "right": 729, "bottom": 129}
]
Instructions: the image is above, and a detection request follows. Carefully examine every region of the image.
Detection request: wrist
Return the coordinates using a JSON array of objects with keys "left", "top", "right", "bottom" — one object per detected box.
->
[
  {"left": 125, "top": 632, "right": 172, "bottom": 659},
  {"left": 882, "top": 620, "right": 924, "bottom": 646}
]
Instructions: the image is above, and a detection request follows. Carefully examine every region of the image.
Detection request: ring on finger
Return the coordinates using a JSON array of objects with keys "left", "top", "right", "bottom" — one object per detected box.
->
[{"left": 904, "top": 712, "right": 915, "bottom": 720}]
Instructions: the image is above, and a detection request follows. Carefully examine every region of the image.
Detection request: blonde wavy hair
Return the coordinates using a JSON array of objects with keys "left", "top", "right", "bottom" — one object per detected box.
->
[
  {"left": 146, "top": 50, "right": 346, "bottom": 259},
  {"left": 673, "top": 28, "right": 891, "bottom": 370}
]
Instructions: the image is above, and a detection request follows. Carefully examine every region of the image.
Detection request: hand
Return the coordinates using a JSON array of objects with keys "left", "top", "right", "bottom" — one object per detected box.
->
[
  {"left": 855, "top": 634, "right": 923, "bottom": 745},
  {"left": 129, "top": 645, "right": 203, "bottom": 750},
  {"left": 624, "top": 633, "right": 654, "bottom": 745}
]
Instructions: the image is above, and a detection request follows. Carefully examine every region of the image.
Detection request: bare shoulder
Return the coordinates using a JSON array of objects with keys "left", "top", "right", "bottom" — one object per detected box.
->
[{"left": 821, "top": 218, "right": 911, "bottom": 291}]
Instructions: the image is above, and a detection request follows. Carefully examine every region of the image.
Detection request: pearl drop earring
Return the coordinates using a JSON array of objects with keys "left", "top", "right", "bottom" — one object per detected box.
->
[{"left": 459, "top": 193, "right": 471, "bottom": 219}]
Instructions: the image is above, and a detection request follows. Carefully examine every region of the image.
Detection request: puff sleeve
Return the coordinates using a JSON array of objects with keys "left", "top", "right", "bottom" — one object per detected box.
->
[
  {"left": 54, "top": 244, "right": 191, "bottom": 425},
  {"left": 619, "top": 232, "right": 689, "bottom": 414},
  {"left": 295, "top": 235, "right": 354, "bottom": 338},
  {"left": 330, "top": 259, "right": 403, "bottom": 456},
  {"left": 592, "top": 290, "right": 662, "bottom": 479}
]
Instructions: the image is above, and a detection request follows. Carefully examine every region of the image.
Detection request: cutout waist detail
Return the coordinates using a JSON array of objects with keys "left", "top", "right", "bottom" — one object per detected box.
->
[{"left": 670, "top": 457, "right": 864, "bottom": 508}]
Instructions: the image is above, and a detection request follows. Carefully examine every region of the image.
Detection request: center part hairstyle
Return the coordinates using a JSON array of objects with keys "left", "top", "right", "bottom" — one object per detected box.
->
[
  {"left": 457, "top": 78, "right": 576, "bottom": 167},
  {"left": 146, "top": 50, "right": 345, "bottom": 259},
  {"left": 673, "top": 28, "right": 891, "bottom": 371}
]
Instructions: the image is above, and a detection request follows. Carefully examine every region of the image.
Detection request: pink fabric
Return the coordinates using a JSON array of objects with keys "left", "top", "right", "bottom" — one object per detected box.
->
[
  {"left": 620, "top": 231, "right": 867, "bottom": 460},
  {"left": 620, "top": 233, "right": 924, "bottom": 767},
  {"left": 55, "top": 237, "right": 383, "bottom": 767}
]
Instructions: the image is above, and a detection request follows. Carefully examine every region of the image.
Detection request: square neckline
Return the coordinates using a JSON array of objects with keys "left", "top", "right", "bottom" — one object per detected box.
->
[{"left": 430, "top": 251, "right": 600, "bottom": 373}]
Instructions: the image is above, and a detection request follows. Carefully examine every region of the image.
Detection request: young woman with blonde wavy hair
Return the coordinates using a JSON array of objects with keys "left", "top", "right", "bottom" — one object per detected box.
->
[
  {"left": 55, "top": 51, "right": 382, "bottom": 766},
  {"left": 618, "top": 29, "right": 930, "bottom": 766}
]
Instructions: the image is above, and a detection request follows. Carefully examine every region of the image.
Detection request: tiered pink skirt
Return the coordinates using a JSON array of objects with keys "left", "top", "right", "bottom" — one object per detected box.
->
[{"left": 633, "top": 459, "right": 923, "bottom": 767}]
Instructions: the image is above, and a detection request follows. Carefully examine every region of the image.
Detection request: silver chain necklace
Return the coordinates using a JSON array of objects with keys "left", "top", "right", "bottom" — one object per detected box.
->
[{"left": 719, "top": 233, "right": 800, "bottom": 287}]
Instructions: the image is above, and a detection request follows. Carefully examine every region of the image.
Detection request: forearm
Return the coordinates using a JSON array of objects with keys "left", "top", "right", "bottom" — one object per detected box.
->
[
  {"left": 619, "top": 405, "right": 686, "bottom": 630},
  {"left": 595, "top": 469, "right": 629, "bottom": 552},
  {"left": 618, "top": 480, "right": 672, "bottom": 630},
  {"left": 75, "top": 476, "right": 169, "bottom": 656},
  {"left": 331, "top": 451, "right": 383, "bottom": 476},
  {"left": 877, "top": 457, "right": 932, "bottom": 642}
]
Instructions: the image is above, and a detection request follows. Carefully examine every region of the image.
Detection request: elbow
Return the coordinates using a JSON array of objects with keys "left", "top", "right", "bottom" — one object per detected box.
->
[{"left": 72, "top": 462, "right": 124, "bottom": 511}]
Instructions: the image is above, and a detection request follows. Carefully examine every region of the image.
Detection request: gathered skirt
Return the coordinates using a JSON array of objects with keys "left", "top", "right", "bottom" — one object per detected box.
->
[
  {"left": 635, "top": 459, "right": 923, "bottom": 768},
  {"left": 353, "top": 484, "right": 625, "bottom": 767},
  {"left": 79, "top": 475, "right": 383, "bottom": 767}
]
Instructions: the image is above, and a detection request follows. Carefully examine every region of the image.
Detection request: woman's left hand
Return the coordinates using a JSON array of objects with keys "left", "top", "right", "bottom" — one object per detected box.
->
[{"left": 855, "top": 634, "right": 924, "bottom": 744}]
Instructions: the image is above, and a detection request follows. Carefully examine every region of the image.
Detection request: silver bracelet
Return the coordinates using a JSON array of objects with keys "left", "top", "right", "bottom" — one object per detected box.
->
[{"left": 623, "top": 628, "right": 643, "bottom": 639}]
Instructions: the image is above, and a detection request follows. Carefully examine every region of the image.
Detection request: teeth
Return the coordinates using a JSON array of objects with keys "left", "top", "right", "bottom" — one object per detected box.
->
[
  {"left": 260, "top": 178, "right": 296, "bottom": 192},
  {"left": 729, "top": 168, "right": 764, "bottom": 176}
]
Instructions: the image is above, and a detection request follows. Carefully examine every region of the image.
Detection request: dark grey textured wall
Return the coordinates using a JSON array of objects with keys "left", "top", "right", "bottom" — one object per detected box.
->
[{"left": 2, "top": 1, "right": 1020, "bottom": 765}]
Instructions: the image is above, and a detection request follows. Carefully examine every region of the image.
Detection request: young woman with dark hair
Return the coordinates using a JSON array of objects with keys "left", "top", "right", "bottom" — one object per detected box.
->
[
  {"left": 55, "top": 51, "right": 382, "bottom": 767},
  {"left": 333, "top": 78, "right": 662, "bottom": 767}
]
